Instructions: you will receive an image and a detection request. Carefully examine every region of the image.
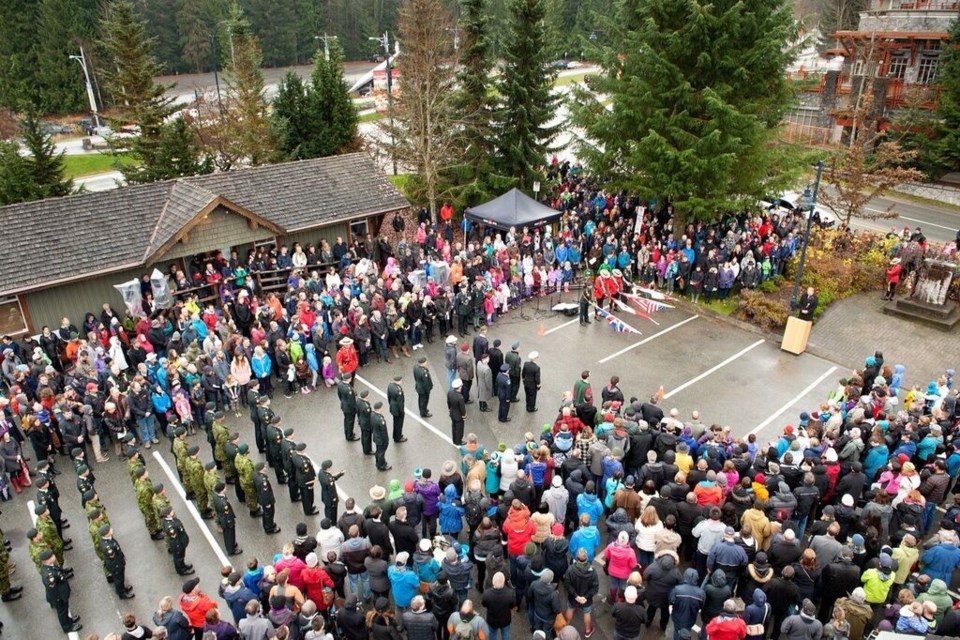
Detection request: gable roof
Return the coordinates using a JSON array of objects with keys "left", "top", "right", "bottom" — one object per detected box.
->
[{"left": 0, "top": 153, "right": 408, "bottom": 297}]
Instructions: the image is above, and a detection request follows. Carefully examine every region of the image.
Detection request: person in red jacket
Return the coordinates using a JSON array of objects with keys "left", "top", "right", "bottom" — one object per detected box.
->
[
  {"left": 439, "top": 202, "right": 455, "bottom": 225},
  {"left": 504, "top": 500, "right": 536, "bottom": 558},
  {"left": 179, "top": 577, "right": 218, "bottom": 638},
  {"left": 884, "top": 257, "right": 902, "bottom": 301},
  {"left": 705, "top": 599, "right": 748, "bottom": 640},
  {"left": 301, "top": 552, "right": 335, "bottom": 613},
  {"left": 336, "top": 338, "right": 358, "bottom": 381}
]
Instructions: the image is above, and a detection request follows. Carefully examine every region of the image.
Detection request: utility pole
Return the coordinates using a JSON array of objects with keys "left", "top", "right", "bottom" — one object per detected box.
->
[
  {"left": 209, "top": 32, "right": 224, "bottom": 114},
  {"left": 68, "top": 47, "right": 101, "bottom": 130},
  {"left": 315, "top": 33, "right": 338, "bottom": 61},
  {"left": 791, "top": 160, "right": 825, "bottom": 311},
  {"left": 370, "top": 32, "right": 397, "bottom": 175}
]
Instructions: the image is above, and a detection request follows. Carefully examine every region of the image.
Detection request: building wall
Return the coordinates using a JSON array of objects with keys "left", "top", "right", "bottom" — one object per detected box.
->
[
  {"left": 23, "top": 266, "right": 146, "bottom": 334},
  {"left": 162, "top": 207, "right": 276, "bottom": 261},
  {"left": 282, "top": 223, "right": 348, "bottom": 254}
]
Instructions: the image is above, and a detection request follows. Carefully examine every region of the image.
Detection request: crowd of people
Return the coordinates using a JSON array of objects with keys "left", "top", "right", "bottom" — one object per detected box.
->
[{"left": 0, "top": 164, "right": 958, "bottom": 640}]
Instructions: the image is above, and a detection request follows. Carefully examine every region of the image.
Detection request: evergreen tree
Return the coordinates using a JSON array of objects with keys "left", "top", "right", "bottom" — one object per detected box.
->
[
  {"left": 572, "top": 0, "right": 797, "bottom": 221},
  {"left": 305, "top": 40, "right": 359, "bottom": 157},
  {"left": 930, "top": 17, "right": 960, "bottom": 176},
  {"left": 382, "top": 0, "right": 463, "bottom": 216},
  {"left": 99, "top": 0, "right": 180, "bottom": 183},
  {"left": 137, "top": 0, "right": 182, "bottom": 72},
  {"left": 0, "top": 142, "right": 36, "bottom": 205},
  {"left": 271, "top": 72, "right": 312, "bottom": 159},
  {"left": 455, "top": 0, "right": 496, "bottom": 165},
  {"left": 221, "top": 1, "right": 277, "bottom": 167},
  {"left": 153, "top": 117, "right": 213, "bottom": 178},
  {"left": 21, "top": 113, "right": 74, "bottom": 199},
  {"left": 496, "top": 0, "right": 560, "bottom": 191},
  {"left": 0, "top": 0, "right": 40, "bottom": 111}
]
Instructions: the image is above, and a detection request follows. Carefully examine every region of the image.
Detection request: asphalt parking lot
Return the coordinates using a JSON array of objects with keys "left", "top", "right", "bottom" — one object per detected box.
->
[{"left": 0, "top": 294, "right": 851, "bottom": 639}]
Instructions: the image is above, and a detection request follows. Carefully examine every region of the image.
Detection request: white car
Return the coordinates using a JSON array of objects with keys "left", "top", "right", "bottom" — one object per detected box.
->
[{"left": 760, "top": 190, "right": 840, "bottom": 225}]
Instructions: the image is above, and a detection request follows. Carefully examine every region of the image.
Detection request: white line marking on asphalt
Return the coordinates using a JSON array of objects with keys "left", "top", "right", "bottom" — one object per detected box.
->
[
  {"left": 544, "top": 317, "right": 580, "bottom": 335},
  {"left": 865, "top": 208, "right": 957, "bottom": 232},
  {"left": 354, "top": 374, "right": 458, "bottom": 449},
  {"left": 598, "top": 315, "right": 700, "bottom": 363},
  {"left": 308, "top": 458, "right": 350, "bottom": 502},
  {"left": 749, "top": 366, "right": 839, "bottom": 436},
  {"left": 151, "top": 451, "right": 231, "bottom": 567},
  {"left": 663, "top": 339, "right": 765, "bottom": 399}
]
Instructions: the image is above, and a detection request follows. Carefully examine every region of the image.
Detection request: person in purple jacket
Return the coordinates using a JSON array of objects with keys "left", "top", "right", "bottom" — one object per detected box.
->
[{"left": 416, "top": 468, "right": 441, "bottom": 539}]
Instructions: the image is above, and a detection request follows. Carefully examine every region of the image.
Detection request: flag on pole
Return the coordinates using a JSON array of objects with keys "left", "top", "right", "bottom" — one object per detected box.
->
[
  {"left": 614, "top": 298, "right": 660, "bottom": 326},
  {"left": 593, "top": 305, "right": 642, "bottom": 335},
  {"left": 624, "top": 293, "right": 673, "bottom": 315}
]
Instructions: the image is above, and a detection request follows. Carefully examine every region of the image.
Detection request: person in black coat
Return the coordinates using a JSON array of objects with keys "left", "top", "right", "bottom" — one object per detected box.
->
[
  {"left": 763, "top": 566, "right": 800, "bottom": 640},
  {"left": 365, "top": 509, "right": 393, "bottom": 559},
  {"left": 521, "top": 354, "right": 541, "bottom": 413},
  {"left": 447, "top": 381, "right": 466, "bottom": 446},
  {"left": 338, "top": 594, "right": 369, "bottom": 640},
  {"left": 496, "top": 365, "right": 511, "bottom": 424},
  {"left": 388, "top": 507, "right": 419, "bottom": 558},
  {"left": 817, "top": 547, "right": 861, "bottom": 623}
]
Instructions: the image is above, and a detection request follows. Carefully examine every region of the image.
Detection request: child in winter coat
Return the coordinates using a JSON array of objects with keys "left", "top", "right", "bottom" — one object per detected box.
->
[
  {"left": 305, "top": 344, "right": 320, "bottom": 389},
  {"left": 224, "top": 374, "right": 241, "bottom": 417},
  {"left": 321, "top": 356, "right": 336, "bottom": 388}
]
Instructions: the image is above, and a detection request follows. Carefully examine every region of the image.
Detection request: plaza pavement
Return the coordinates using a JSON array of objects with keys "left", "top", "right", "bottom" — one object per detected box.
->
[{"left": 3, "top": 287, "right": 947, "bottom": 640}]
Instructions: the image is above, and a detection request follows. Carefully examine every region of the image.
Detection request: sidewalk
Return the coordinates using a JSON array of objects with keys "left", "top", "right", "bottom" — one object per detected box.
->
[{"left": 806, "top": 291, "right": 960, "bottom": 387}]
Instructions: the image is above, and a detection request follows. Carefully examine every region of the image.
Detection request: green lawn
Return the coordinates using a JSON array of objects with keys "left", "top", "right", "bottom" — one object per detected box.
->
[
  {"left": 388, "top": 174, "right": 413, "bottom": 195},
  {"left": 62, "top": 153, "right": 132, "bottom": 178},
  {"left": 359, "top": 111, "right": 384, "bottom": 123}
]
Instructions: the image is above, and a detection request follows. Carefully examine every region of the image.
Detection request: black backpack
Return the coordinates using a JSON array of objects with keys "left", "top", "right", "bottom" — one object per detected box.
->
[{"left": 464, "top": 496, "right": 484, "bottom": 528}]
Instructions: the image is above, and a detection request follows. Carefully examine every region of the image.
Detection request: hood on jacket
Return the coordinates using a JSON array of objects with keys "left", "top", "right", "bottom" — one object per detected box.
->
[
  {"left": 443, "top": 484, "right": 458, "bottom": 499},
  {"left": 663, "top": 450, "right": 676, "bottom": 464},
  {"left": 555, "top": 431, "right": 574, "bottom": 451},
  {"left": 710, "top": 569, "right": 727, "bottom": 587},
  {"left": 607, "top": 508, "right": 629, "bottom": 524},
  {"left": 580, "top": 492, "right": 599, "bottom": 506},
  {"left": 929, "top": 579, "right": 948, "bottom": 595},
  {"left": 752, "top": 589, "right": 767, "bottom": 606},
  {"left": 683, "top": 568, "right": 699, "bottom": 585}
]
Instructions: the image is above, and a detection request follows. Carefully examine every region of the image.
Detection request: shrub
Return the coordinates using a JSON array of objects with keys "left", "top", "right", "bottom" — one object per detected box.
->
[{"left": 734, "top": 290, "right": 790, "bottom": 332}]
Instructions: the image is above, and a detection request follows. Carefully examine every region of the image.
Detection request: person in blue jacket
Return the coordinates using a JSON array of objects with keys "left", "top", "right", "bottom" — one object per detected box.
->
[
  {"left": 669, "top": 568, "right": 706, "bottom": 640},
  {"left": 438, "top": 484, "right": 464, "bottom": 539},
  {"left": 387, "top": 552, "right": 421, "bottom": 612},
  {"left": 568, "top": 513, "right": 601, "bottom": 562}
]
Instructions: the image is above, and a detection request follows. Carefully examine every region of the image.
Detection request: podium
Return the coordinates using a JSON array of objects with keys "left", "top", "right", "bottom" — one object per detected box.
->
[{"left": 781, "top": 316, "right": 812, "bottom": 355}]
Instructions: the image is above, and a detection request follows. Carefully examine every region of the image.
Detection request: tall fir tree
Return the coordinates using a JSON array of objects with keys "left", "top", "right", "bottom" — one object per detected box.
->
[
  {"left": 271, "top": 72, "right": 312, "bottom": 159},
  {"left": 153, "top": 117, "right": 213, "bottom": 178},
  {"left": 382, "top": 0, "right": 463, "bottom": 216},
  {"left": 0, "top": 142, "right": 35, "bottom": 205},
  {"left": 455, "top": 0, "right": 496, "bottom": 166},
  {"left": 221, "top": 1, "right": 276, "bottom": 167},
  {"left": 496, "top": 0, "right": 560, "bottom": 191},
  {"left": 572, "top": 0, "right": 797, "bottom": 221},
  {"left": 20, "top": 112, "right": 74, "bottom": 199},
  {"left": 931, "top": 17, "right": 960, "bottom": 176},
  {"left": 99, "top": 0, "right": 182, "bottom": 183},
  {"left": 305, "top": 40, "right": 359, "bottom": 157},
  {"left": 0, "top": 0, "right": 40, "bottom": 111}
]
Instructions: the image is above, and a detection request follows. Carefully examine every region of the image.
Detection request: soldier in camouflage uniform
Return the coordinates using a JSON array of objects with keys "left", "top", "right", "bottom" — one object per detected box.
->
[
  {"left": 212, "top": 411, "right": 229, "bottom": 471},
  {"left": 81, "top": 489, "right": 107, "bottom": 521},
  {"left": 183, "top": 446, "right": 213, "bottom": 519},
  {"left": 202, "top": 402, "right": 217, "bottom": 459},
  {"left": 124, "top": 444, "right": 146, "bottom": 482},
  {"left": 224, "top": 432, "right": 243, "bottom": 503},
  {"left": 234, "top": 443, "right": 260, "bottom": 516},
  {"left": 35, "top": 476, "right": 67, "bottom": 540},
  {"left": 171, "top": 427, "right": 189, "bottom": 485},
  {"left": 202, "top": 462, "right": 221, "bottom": 527},
  {"left": 152, "top": 482, "right": 172, "bottom": 516},
  {"left": 132, "top": 467, "right": 164, "bottom": 539},
  {"left": 34, "top": 504, "right": 69, "bottom": 566},
  {"left": 87, "top": 508, "right": 111, "bottom": 580},
  {"left": 0, "top": 531, "right": 22, "bottom": 601}
]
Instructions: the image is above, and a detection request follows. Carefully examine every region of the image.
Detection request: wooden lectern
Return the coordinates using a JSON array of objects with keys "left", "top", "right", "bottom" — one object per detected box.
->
[{"left": 781, "top": 316, "right": 812, "bottom": 355}]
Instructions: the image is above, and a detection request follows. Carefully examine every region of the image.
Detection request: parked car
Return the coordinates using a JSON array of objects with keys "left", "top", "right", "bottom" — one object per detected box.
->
[{"left": 759, "top": 190, "right": 839, "bottom": 226}]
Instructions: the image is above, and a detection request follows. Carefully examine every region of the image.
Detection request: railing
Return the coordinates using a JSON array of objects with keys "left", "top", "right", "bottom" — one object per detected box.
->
[
  {"left": 885, "top": 79, "right": 942, "bottom": 108},
  {"left": 869, "top": 0, "right": 959, "bottom": 10},
  {"left": 169, "top": 259, "right": 350, "bottom": 304}
]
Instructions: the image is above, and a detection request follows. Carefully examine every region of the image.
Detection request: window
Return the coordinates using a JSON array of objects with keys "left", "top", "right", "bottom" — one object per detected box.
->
[
  {"left": 0, "top": 297, "right": 28, "bottom": 336},
  {"left": 918, "top": 55, "right": 939, "bottom": 84},
  {"left": 350, "top": 219, "right": 369, "bottom": 240},
  {"left": 887, "top": 55, "right": 908, "bottom": 79}
]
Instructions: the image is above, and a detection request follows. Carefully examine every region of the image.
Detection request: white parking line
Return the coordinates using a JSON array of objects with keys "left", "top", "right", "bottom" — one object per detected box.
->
[
  {"left": 749, "top": 365, "right": 838, "bottom": 436},
  {"left": 663, "top": 339, "right": 765, "bottom": 399},
  {"left": 354, "top": 373, "right": 458, "bottom": 449},
  {"left": 544, "top": 317, "right": 580, "bottom": 335},
  {"left": 598, "top": 315, "right": 699, "bottom": 363},
  {"left": 151, "top": 451, "right": 231, "bottom": 567}
]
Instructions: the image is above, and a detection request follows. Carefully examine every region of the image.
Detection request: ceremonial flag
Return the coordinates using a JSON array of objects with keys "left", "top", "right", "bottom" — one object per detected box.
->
[{"left": 593, "top": 305, "right": 642, "bottom": 335}]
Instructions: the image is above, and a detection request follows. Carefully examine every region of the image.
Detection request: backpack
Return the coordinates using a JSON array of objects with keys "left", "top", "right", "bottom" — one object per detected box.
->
[
  {"left": 774, "top": 506, "right": 793, "bottom": 523},
  {"left": 452, "top": 617, "right": 475, "bottom": 640},
  {"left": 464, "top": 497, "right": 483, "bottom": 528}
]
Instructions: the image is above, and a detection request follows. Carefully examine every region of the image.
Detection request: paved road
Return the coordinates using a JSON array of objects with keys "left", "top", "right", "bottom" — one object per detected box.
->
[
  {"left": 75, "top": 170, "right": 125, "bottom": 192},
  {"left": 1, "top": 295, "right": 870, "bottom": 639},
  {"left": 820, "top": 185, "right": 960, "bottom": 244}
]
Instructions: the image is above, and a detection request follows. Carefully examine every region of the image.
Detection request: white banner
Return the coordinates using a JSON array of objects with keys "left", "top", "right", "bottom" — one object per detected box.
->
[
  {"left": 114, "top": 279, "right": 143, "bottom": 317},
  {"left": 151, "top": 268, "right": 174, "bottom": 310}
]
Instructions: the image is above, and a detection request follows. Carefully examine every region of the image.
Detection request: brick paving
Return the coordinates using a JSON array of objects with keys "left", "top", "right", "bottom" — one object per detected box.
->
[{"left": 806, "top": 291, "right": 960, "bottom": 386}]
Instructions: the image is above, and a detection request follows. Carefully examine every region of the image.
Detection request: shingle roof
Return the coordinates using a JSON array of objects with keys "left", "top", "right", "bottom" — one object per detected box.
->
[{"left": 0, "top": 153, "right": 408, "bottom": 296}]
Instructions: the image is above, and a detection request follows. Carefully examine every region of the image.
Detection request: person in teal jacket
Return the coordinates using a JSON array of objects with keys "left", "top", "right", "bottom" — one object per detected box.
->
[
  {"left": 485, "top": 453, "right": 501, "bottom": 497},
  {"left": 388, "top": 553, "right": 421, "bottom": 610},
  {"left": 568, "top": 513, "right": 601, "bottom": 562}
]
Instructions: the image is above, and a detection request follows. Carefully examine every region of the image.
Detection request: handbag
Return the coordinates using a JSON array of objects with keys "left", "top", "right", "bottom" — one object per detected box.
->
[
  {"left": 19, "top": 460, "right": 32, "bottom": 486},
  {"left": 553, "top": 613, "right": 567, "bottom": 633},
  {"left": 745, "top": 603, "right": 770, "bottom": 636}
]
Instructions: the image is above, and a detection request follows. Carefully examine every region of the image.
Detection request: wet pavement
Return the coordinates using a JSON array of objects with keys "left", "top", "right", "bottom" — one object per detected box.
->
[{"left": 0, "top": 291, "right": 862, "bottom": 639}]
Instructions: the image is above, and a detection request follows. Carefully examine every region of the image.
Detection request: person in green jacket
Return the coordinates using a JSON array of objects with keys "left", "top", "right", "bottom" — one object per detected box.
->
[
  {"left": 183, "top": 447, "right": 212, "bottom": 519},
  {"left": 235, "top": 444, "right": 260, "bottom": 515},
  {"left": 212, "top": 413, "right": 230, "bottom": 471}
]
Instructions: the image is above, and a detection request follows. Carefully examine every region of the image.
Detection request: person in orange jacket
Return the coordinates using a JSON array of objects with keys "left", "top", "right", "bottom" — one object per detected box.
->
[{"left": 179, "top": 577, "right": 217, "bottom": 638}]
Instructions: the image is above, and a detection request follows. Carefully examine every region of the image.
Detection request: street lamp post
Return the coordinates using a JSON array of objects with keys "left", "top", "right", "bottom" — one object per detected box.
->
[
  {"left": 209, "top": 32, "right": 224, "bottom": 114},
  {"left": 790, "top": 160, "right": 825, "bottom": 310},
  {"left": 315, "top": 33, "right": 338, "bottom": 61},
  {"left": 68, "top": 47, "right": 100, "bottom": 131},
  {"left": 370, "top": 32, "right": 397, "bottom": 175}
]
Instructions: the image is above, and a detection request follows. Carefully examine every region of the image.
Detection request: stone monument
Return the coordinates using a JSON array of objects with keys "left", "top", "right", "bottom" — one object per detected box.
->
[{"left": 883, "top": 258, "right": 960, "bottom": 330}]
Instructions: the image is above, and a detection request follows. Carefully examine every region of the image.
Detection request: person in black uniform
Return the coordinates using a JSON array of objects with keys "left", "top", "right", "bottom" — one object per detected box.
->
[
  {"left": 413, "top": 357, "right": 433, "bottom": 418},
  {"left": 295, "top": 443, "right": 320, "bottom": 516},
  {"left": 253, "top": 462, "right": 281, "bottom": 534},
  {"left": 224, "top": 432, "right": 244, "bottom": 504},
  {"left": 212, "top": 483, "right": 242, "bottom": 556},
  {"left": 40, "top": 549, "right": 81, "bottom": 632},
  {"left": 337, "top": 374, "right": 359, "bottom": 441},
  {"left": 496, "top": 364, "right": 512, "bottom": 423},
  {"left": 265, "top": 416, "right": 286, "bottom": 485},
  {"left": 247, "top": 386, "right": 264, "bottom": 453},
  {"left": 488, "top": 339, "right": 504, "bottom": 378},
  {"left": 280, "top": 427, "right": 300, "bottom": 502},
  {"left": 505, "top": 342, "right": 521, "bottom": 403},
  {"left": 387, "top": 375, "right": 407, "bottom": 443},
  {"left": 371, "top": 402, "right": 391, "bottom": 471},
  {"left": 579, "top": 285, "right": 593, "bottom": 325},
  {"left": 356, "top": 389, "right": 373, "bottom": 455},
  {"left": 447, "top": 379, "right": 467, "bottom": 445},
  {"left": 99, "top": 525, "right": 134, "bottom": 599},
  {"left": 521, "top": 351, "right": 541, "bottom": 413},
  {"left": 318, "top": 460, "right": 343, "bottom": 522},
  {"left": 35, "top": 476, "right": 68, "bottom": 540},
  {"left": 160, "top": 506, "right": 194, "bottom": 575}
]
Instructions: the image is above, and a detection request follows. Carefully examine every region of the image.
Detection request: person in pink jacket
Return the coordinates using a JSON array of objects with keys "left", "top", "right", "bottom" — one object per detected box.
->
[
  {"left": 603, "top": 531, "right": 638, "bottom": 604},
  {"left": 273, "top": 543, "right": 307, "bottom": 590}
]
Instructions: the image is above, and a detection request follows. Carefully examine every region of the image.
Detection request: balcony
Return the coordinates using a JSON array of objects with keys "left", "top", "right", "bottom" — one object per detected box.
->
[{"left": 868, "top": 0, "right": 959, "bottom": 10}]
